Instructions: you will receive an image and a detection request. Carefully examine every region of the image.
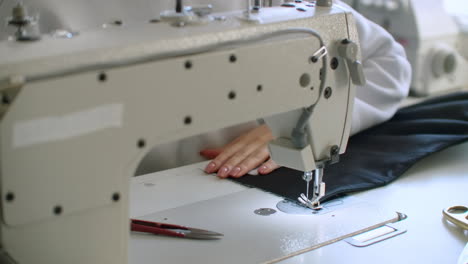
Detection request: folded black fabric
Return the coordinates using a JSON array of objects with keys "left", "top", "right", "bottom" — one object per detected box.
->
[{"left": 231, "top": 92, "right": 468, "bottom": 202}]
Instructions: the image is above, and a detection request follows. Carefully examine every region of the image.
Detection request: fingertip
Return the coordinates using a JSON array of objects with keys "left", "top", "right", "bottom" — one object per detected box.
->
[
  {"left": 204, "top": 161, "right": 217, "bottom": 173},
  {"left": 230, "top": 167, "right": 241, "bottom": 177},
  {"left": 217, "top": 166, "right": 230, "bottom": 178},
  {"left": 232, "top": 168, "right": 245, "bottom": 178},
  {"left": 258, "top": 165, "right": 268, "bottom": 174}
]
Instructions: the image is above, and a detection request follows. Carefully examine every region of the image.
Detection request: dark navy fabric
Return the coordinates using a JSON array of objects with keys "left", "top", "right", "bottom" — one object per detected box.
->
[{"left": 231, "top": 92, "right": 468, "bottom": 202}]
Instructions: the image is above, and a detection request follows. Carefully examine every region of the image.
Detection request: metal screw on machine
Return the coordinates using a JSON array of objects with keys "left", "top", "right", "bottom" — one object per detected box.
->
[
  {"left": 112, "top": 192, "right": 120, "bottom": 202},
  {"left": 324, "top": 87, "right": 332, "bottom": 99},
  {"left": 1, "top": 93, "right": 10, "bottom": 105},
  {"left": 5, "top": 192, "right": 14, "bottom": 202},
  {"left": 329, "top": 145, "right": 340, "bottom": 164}
]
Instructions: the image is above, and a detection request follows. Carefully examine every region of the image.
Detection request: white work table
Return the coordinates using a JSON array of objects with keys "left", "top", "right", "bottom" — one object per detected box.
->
[
  {"left": 129, "top": 141, "right": 468, "bottom": 263},
  {"left": 280, "top": 142, "right": 468, "bottom": 264}
]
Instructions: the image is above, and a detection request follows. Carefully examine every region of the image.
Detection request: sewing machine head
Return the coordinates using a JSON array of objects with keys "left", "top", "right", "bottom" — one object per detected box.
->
[{"left": 0, "top": 1, "right": 361, "bottom": 263}]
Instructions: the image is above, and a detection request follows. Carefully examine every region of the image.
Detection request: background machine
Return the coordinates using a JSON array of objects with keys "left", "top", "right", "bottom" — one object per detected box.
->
[
  {"left": 0, "top": 1, "right": 364, "bottom": 263},
  {"left": 344, "top": 0, "right": 468, "bottom": 96}
]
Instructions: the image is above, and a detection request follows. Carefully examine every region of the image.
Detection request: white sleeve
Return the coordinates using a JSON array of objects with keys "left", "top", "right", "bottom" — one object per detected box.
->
[{"left": 337, "top": 2, "right": 412, "bottom": 135}]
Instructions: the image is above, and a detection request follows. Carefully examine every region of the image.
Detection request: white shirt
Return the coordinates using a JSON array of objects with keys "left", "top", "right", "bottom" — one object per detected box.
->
[{"left": 136, "top": 1, "right": 412, "bottom": 175}]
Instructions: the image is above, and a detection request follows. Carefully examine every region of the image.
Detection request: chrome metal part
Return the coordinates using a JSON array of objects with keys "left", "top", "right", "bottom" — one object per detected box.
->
[
  {"left": 298, "top": 193, "right": 317, "bottom": 209},
  {"left": 312, "top": 168, "right": 325, "bottom": 205},
  {"left": 277, "top": 196, "right": 363, "bottom": 215},
  {"left": 344, "top": 224, "right": 407, "bottom": 247},
  {"left": 302, "top": 170, "right": 313, "bottom": 199},
  {"left": 310, "top": 46, "right": 328, "bottom": 63},
  {"left": 7, "top": 3, "right": 40, "bottom": 41},
  {"left": 443, "top": 205, "right": 468, "bottom": 230},
  {"left": 183, "top": 228, "right": 224, "bottom": 240},
  {"left": 298, "top": 167, "right": 326, "bottom": 210},
  {"left": 277, "top": 199, "right": 321, "bottom": 215}
]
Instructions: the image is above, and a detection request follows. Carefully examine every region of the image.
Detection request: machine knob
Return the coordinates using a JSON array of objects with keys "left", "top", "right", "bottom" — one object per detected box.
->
[
  {"left": 337, "top": 39, "right": 366, "bottom": 86},
  {"left": 316, "top": 0, "right": 333, "bottom": 7},
  {"left": 431, "top": 49, "right": 457, "bottom": 78}
]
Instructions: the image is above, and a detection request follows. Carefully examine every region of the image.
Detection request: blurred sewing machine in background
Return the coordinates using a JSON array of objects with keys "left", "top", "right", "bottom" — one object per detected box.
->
[
  {"left": 0, "top": 1, "right": 363, "bottom": 263},
  {"left": 342, "top": 0, "right": 468, "bottom": 96}
]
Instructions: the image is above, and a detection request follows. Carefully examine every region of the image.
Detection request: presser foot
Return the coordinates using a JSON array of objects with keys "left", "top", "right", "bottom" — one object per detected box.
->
[
  {"left": 298, "top": 168, "right": 325, "bottom": 210},
  {"left": 298, "top": 193, "right": 323, "bottom": 210}
]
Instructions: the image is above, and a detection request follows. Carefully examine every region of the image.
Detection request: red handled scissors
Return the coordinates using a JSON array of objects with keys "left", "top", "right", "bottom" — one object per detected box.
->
[{"left": 130, "top": 218, "right": 223, "bottom": 240}]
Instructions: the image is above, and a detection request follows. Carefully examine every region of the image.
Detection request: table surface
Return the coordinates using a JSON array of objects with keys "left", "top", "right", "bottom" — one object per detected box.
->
[
  {"left": 279, "top": 142, "right": 468, "bottom": 264},
  {"left": 129, "top": 141, "right": 468, "bottom": 264}
]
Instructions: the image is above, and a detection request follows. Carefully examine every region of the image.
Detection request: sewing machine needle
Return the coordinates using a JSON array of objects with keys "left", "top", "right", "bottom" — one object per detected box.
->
[{"left": 306, "top": 180, "right": 310, "bottom": 199}]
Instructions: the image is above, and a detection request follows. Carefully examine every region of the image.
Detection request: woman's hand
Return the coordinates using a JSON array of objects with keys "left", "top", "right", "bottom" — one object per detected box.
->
[{"left": 200, "top": 124, "right": 280, "bottom": 178}]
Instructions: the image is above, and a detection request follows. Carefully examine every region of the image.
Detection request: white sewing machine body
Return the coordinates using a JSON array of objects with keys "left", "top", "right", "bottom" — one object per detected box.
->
[
  {"left": 353, "top": 0, "right": 468, "bottom": 96},
  {"left": 0, "top": 3, "right": 359, "bottom": 263}
]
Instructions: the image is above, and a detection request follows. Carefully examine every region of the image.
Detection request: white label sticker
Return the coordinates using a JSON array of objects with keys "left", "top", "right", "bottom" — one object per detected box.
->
[{"left": 13, "top": 104, "right": 123, "bottom": 148}]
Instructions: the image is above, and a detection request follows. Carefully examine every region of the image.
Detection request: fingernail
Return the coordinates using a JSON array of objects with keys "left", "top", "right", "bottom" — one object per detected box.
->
[
  {"left": 259, "top": 165, "right": 267, "bottom": 173},
  {"left": 218, "top": 167, "right": 229, "bottom": 178},
  {"left": 230, "top": 167, "right": 241, "bottom": 177},
  {"left": 205, "top": 162, "right": 216, "bottom": 173}
]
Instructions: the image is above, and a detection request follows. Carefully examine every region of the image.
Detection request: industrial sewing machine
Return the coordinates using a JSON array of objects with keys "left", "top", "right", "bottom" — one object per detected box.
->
[
  {"left": 0, "top": 0, "right": 366, "bottom": 263},
  {"left": 350, "top": 0, "right": 468, "bottom": 96}
]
